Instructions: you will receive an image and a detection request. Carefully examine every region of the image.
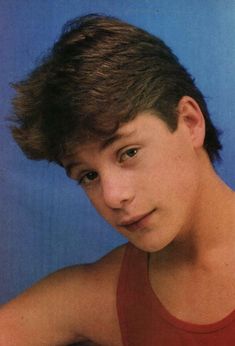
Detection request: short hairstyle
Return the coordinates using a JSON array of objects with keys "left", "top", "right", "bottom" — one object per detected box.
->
[{"left": 11, "top": 14, "right": 222, "bottom": 163}]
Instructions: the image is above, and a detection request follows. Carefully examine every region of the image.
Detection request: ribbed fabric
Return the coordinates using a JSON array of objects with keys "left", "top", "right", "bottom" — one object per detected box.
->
[{"left": 117, "top": 243, "right": 235, "bottom": 345}]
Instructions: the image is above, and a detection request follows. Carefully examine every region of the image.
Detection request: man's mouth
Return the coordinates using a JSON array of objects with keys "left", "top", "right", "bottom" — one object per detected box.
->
[{"left": 118, "top": 209, "right": 155, "bottom": 232}]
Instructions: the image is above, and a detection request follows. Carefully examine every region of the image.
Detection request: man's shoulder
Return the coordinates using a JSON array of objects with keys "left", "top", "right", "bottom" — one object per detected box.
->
[
  {"left": 85, "top": 242, "right": 127, "bottom": 278},
  {"left": 59, "top": 242, "right": 127, "bottom": 345},
  {"left": 53, "top": 242, "right": 127, "bottom": 288},
  {"left": 0, "top": 244, "right": 127, "bottom": 345},
  {"left": 42, "top": 241, "right": 127, "bottom": 313}
]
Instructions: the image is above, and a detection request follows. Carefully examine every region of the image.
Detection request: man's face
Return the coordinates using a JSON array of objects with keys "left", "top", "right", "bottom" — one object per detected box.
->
[{"left": 62, "top": 111, "right": 203, "bottom": 252}]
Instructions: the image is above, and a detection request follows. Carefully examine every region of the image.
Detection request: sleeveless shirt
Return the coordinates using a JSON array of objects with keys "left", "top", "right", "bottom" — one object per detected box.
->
[{"left": 117, "top": 243, "right": 235, "bottom": 346}]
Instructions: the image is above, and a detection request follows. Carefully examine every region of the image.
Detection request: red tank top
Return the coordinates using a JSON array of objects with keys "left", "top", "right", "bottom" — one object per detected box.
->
[{"left": 117, "top": 243, "right": 235, "bottom": 346}]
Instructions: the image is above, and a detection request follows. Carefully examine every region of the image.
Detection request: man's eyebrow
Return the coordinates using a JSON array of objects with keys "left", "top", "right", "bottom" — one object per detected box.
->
[
  {"left": 100, "top": 129, "right": 136, "bottom": 150},
  {"left": 64, "top": 161, "right": 82, "bottom": 178},
  {"left": 64, "top": 129, "right": 137, "bottom": 177}
]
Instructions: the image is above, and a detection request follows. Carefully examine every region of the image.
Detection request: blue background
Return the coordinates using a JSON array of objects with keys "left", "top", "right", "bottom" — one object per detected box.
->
[{"left": 1, "top": 0, "right": 234, "bottom": 304}]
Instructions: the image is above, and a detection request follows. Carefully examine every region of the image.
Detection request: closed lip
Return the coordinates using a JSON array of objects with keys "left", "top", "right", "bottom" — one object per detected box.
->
[{"left": 118, "top": 210, "right": 155, "bottom": 227}]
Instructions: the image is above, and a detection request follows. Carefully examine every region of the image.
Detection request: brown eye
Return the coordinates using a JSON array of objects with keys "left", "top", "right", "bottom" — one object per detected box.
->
[
  {"left": 79, "top": 171, "right": 98, "bottom": 185},
  {"left": 120, "top": 148, "right": 138, "bottom": 162}
]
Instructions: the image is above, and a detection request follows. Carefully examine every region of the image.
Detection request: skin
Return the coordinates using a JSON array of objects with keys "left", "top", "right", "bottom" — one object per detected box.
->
[
  {"left": 65, "top": 97, "right": 205, "bottom": 253},
  {"left": 0, "top": 96, "right": 235, "bottom": 345}
]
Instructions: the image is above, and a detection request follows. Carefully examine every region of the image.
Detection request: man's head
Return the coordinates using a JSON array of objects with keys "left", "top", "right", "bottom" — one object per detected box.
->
[
  {"left": 11, "top": 14, "right": 221, "bottom": 164},
  {"left": 61, "top": 97, "right": 211, "bottom": 252}
]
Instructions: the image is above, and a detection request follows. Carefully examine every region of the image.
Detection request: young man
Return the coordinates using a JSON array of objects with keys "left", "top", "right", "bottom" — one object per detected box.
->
[{"left": 1, "top": 14, "right": 235, "bottom": 346}]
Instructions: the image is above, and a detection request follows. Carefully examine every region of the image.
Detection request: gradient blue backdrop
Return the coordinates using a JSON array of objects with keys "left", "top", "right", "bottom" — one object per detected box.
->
[{"left": 1, "top": 0, "right": 235, "bottom": 304}]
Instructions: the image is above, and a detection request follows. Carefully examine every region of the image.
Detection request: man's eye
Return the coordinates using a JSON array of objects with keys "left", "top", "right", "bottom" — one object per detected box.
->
[
  {"left": 120, "top": 148, "right": 138, "bottom": 162},
  {"left": 79, "top": 171, "right": 98, "bottom": 185}
]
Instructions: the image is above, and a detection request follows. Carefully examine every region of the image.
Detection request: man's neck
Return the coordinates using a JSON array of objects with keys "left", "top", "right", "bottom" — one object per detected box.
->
[
  {"left": 153, "top": 166, "right": 235, "bottom": 270},
  {"left": 148, "top": 169, "right": 235, "bottom": 324}
]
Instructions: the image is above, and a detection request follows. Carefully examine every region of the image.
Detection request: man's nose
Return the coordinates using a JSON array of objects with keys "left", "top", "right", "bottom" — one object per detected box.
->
[{"left": 101, "top": 170, "right": 134, "bottom": 209}]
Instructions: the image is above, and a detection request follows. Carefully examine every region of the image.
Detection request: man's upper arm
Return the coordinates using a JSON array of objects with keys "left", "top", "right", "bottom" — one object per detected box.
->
[
  {"left": 0, "top": 265, "right": 92, "bottom": 345},
  {"left": 0, "top": 245, "right": 125, "bottom": 346}
]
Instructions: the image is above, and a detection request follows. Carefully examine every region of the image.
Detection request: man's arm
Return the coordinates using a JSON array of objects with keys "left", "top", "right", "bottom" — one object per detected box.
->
[
  {"left": 0, "top": 266, "right": 90, "bottom": 345},
  {"left": 0, "top": 245, "right": 125, "bottom": 346}
]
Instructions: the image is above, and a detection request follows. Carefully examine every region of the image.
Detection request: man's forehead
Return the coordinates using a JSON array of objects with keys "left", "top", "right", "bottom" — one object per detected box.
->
[
  {"left": 72, "top": 128, "right": 137, "bottom": 157},
  {"left": 77, "top": 111, "right": 156, "bottom": 152},
  {"left": 67, "top": 119, "right": 141, "bottom": 157},
  {"left": 62, "top": 112, "right": 158, "bottom": 168},
  {"left": 61, "top": 124, "right": 139, "bottom": 172}
]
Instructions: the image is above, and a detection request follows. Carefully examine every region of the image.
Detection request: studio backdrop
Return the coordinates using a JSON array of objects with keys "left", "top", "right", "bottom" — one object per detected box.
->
[{"left": 1, "top": 0, "right": 235, "bottom": 304}]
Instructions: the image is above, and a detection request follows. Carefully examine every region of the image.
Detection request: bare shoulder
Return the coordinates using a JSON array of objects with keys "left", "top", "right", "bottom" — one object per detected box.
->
[
  {"left": 73, "top": 243, "right": 127, "bottom": 344},
  {"left": 0, "top": 243, "right": 127, "bottom": 346},
  {"left": 85, "top": 242, "right": 127, "bottom": 280}
]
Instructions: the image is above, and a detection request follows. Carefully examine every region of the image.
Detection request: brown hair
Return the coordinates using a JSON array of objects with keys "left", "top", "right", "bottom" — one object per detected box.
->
[{"left": 11, "top": 14, "right": 222, "bottom": 163}]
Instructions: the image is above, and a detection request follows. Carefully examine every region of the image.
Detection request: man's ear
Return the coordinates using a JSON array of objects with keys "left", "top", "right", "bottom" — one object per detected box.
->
[{"left": 177, "top": 96, "right": 206, "bottom": 149}]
